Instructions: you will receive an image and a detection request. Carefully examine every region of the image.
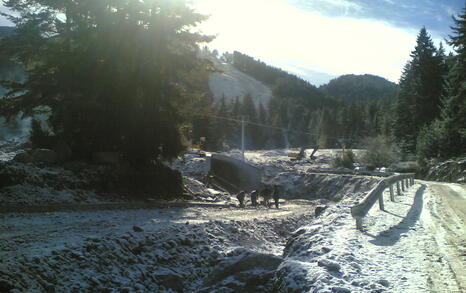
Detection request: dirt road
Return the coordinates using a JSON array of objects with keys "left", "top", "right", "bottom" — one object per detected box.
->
[
  {"left": 359, "top": 180, "right": 466, "bottom": 292},
  {"left": 422, "top": 181, "right": 466, "bottom": 292}
]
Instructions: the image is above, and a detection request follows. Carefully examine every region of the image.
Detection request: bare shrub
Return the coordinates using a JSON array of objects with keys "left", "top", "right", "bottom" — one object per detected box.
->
[
  {"left": 361, "top": 136, "right": 398, "bottom": 170},
  {"left": 332, "top": 149, "right": 355, "bottom": 169}
]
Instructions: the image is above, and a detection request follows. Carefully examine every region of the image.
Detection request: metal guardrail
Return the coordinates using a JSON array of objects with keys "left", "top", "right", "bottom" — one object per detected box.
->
[{"left": 351, "top": 173, "right": 415, "bottom": 230}]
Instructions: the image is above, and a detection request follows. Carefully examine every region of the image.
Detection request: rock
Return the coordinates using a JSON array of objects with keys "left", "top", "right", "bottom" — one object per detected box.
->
[
  {"left": 204, "top": 250, "right": 283, "bottom": 286},
  {"left": 377, "top": 279, "right": 390, "bottom": 287},
  {"left": 13, "top": 152, "right": 33, "bottom": 164},
  {"left": 154, "top": 269, "right": 184, "bottom": 292},
  {"left": 317, "top": 259, "right": 341, "bottom": 272},
  {"left": 31, "top": 148, "right": 58, "bottom": 165},
  {"left": 133, "top": 225, "right": 144, "bottom": 232},
  {"left": 92, "top": 152, "right": 120, "bottom": 165},
  {"left": 314, "top": 205, "right": 327, "bottom": 217}
]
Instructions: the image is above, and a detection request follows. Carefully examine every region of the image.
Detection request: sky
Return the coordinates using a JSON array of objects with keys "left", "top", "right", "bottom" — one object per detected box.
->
[
  {"left": 1, "top": 0, "right": 464, "bottom": 86},
  {"left": 193, "top": 0, "right": 465, "bottom": 85}
]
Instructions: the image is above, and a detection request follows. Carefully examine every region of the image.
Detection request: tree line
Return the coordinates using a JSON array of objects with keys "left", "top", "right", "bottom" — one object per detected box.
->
[
  {"left": 394, "top": 7, "right": 466, "bottom": 165},
  {"left": 193, "top": 51, "right": 398, "bottom": 151}
]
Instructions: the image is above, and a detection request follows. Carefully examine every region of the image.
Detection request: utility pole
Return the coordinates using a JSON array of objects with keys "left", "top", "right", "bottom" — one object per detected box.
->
[{"left": 241, "top": 116, "right": 245, "bottom": 161}]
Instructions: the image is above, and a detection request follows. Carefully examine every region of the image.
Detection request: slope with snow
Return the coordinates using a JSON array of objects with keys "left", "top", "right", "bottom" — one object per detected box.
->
[{"left": 208, "top": 59, "right": 273, "bottom": 107}]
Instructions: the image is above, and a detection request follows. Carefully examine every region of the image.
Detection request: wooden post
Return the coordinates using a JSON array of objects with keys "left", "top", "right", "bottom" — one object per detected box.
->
[
  {"left": 389, "top": 184, "right": 395, "bottom": 201},
  {"left": 401, "top": 179, "right": 405, "bottom": 192},
  {"left": 356, "top": 217, "right": 363, "bottom": 231},
  {"left": 378, "top": 192, "right": 385, "bottom": 211},
  {"left": 406, "top": 178, "right": 410, "bottom": 187},
  {"left": 396, "top": 181, "right": 401, "bottom": 195},
  {"left": 411, "top": 177, "right": 414, "bottom": 185}
]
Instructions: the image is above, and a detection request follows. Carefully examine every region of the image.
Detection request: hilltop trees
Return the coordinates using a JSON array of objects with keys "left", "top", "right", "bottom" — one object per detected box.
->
[{"left": 394, "top": 28, "right": 447, "bottom": 153}]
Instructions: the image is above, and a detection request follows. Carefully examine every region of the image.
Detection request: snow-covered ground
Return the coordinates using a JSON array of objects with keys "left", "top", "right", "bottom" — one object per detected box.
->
[
  {"left": 278, "top": 181, "right": 466, "bottom": 293},
  {"left": 208, "top": 59, "right": 273, "bottom": 107},
  {"left": 0, "top": 148, "right": 464, "bottom": 292}
]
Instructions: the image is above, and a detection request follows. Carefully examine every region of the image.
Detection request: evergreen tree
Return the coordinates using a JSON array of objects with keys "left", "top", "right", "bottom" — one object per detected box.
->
[
  {"left": 257, "top": 102, "right": 268, "bottom": 149},
  {"left": 394, "top": 27, "right": 446, "bottom": 153},
  {"left": 441, "top": 6, "right": 466, "bottom": 157},
  {"left": 0, "top": 0, "right": 210, "bottom": 166},
  {"left": 241, "top": 94, "right": 260, "bottom": 149}
]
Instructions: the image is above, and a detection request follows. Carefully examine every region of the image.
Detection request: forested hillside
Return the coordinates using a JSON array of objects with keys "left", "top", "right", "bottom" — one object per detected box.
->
[
  {"left": 321, "top": 74, "right": 399, "bottom": 101},
  {"left": 196, "top": 52, "right": 397, "bottom": 151}
]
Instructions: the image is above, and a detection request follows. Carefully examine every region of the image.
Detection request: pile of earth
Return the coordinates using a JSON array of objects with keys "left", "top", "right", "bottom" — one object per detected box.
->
[{"left": 0, "top": 211, "right": 315, "bottom": 292}]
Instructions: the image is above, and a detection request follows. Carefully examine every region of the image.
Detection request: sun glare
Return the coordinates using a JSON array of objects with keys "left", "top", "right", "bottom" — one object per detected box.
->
[{"left": 194, "top": 0, "right": 420, "bottom": 82}]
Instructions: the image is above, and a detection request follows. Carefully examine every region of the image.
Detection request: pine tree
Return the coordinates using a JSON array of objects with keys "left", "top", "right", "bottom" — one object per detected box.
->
[
  {"left": 257, "top": 102, "right": 268, "bottom": 149},
  {"left": 394, "top": 27, "right": 447, "bottom": 153},
  {"left": 438, "top": 5, "right": 466, "bottom": 157},
  {"left": 0, "top": 0, "right": 210, "bottom": 166},
  {"left": 241, "top": 94, "right": 260, "bottom": 149},
  {"left": 416, "top": 5, "right": 466, "bottom": 162}
]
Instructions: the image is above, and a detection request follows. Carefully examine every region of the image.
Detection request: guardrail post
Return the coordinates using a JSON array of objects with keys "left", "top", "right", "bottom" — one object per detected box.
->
[
  {"left": 407, "top": 178, "right": 410, "bottom": 187},
  {"left": 401, "top": 179, "right": 405, "bottom": 192},
  {"left": 389, "top": 184, "right": 395, "bottom": 201},
  {"left": 411, "top": 177, "right": 414, "bottom": 185},
  {"left": 355, "top": 217, "right": 363, "bottom": 231},
  {"left": 378, "top": 191, "right": 385, "bottom": 211},
  {"left": 396, "top": 181, "right": 401, "bottom": 195}
]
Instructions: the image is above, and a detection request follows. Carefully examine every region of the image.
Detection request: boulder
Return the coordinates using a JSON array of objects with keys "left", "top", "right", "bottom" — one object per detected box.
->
[
  {"left": 92, "top": 152, "right": 120, "bottom": 165},
  {"left": 154, "top": 269, "right": 184, "bottom": 292},
  {"left": 314, "top": 205, "right": 327, "bottom": 217},
  {"left": 31, "top": 148, "right": 58, "bottom": 165},
  {"left": 133, "top": 225, "right": 144, "bottom": 232},
  {"left": 317, "top": 259, "right": 341, "bottom": 272},
  {"left": 13, "top": 152, "right": 33, "bottom": 164}
]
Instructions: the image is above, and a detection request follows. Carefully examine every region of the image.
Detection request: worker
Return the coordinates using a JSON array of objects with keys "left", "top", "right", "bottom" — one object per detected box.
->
[
  {"left": 236, "top": 191, "right": 246, "bottom": 208},
  {"left": 273, "top": 185, "right": 280, "bottom": 209},
  {"left": 260, "top": 185, "right": 271, "bottom": 208},
  {"left": 250, "top": 190, "right": 259, "bottom": 206}
]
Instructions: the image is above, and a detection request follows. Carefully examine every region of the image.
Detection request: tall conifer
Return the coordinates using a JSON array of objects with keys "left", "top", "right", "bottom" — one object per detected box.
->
[{"left": 394, "top": 27, "right": 446, "bottom": 153}]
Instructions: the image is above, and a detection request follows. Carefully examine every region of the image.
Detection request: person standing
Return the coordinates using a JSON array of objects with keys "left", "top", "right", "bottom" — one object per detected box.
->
[
  {"left": 236, "top": 191, "right": 246, "bottom": 208},
  {"left": 273, "top": 185, "right": 280, "bottom": 209},
  {"left": 250, "top": 190, "right": 259, "bottom": 206}
]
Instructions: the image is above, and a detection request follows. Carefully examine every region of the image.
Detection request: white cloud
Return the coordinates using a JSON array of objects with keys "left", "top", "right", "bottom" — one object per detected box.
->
[{"left": 194, "top": 0, "right": 420, "bottom": 83}]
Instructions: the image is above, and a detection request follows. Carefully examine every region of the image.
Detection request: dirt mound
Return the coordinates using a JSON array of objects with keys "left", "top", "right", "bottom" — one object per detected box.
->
[
  {"left": 0, "top": 210, "right": 314, "bottom": 292},
  {"left": 270, "top": 170, "right": 380, "bottom": 201}
]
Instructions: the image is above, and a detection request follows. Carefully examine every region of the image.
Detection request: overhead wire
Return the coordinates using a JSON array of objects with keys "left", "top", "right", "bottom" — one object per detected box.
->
[{"left": 183, "top": 111, "right": 347, "bottom": 141}]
